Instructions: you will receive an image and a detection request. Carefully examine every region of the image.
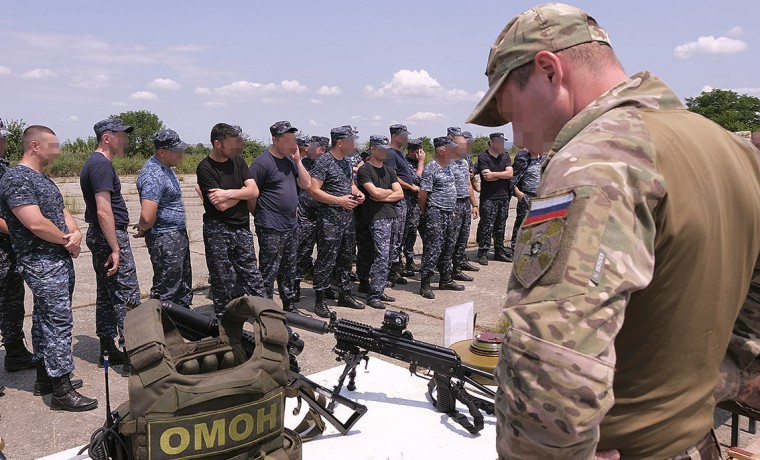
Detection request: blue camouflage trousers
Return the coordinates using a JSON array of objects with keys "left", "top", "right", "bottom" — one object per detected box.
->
[
  {"left": 314, "top": 206, "right": 354, "bottom": 293},
  {"left": 145, "top": 229, "right": 193, "bottom": 308},
  {"left": 421, "top": 206, "right": 455, "bottom": 280},
  {"left": 476, "top": 198, "right": 510, "bottom": 253},
  {"left": 18, "top": 253, "right": 75, "bottom": 377},
  {"left": 452, "top": 198, "right": 472, "bottom": 270},
  {"left": 256, "top": 226, "right": 297, "bottom": 303},
  {"left": 511, "top": 193, "right": 536, "bottom": 248},
  {"left": 402, "top": 193, "right": 420, "bottom": 263},
  {"left": 368, "top": 218, "right": 394, "bottom": 301},
  {"left": 87, "top": 226, "right": 140, "bottom": 349},
  {"left": 355, "top": 208, "right": 371, "bottom": 283},
  {"left": 295, "top": 205, "right": 318, "bottom": 280},
  {"left": 203, "top": 219, "right": 265, "bottom": 316},
  {"left": 0, "top": 236, "right": 25, "bottom": 344},
  {"left": 390, "top": 199, "right": 407, "bottom": 265}
]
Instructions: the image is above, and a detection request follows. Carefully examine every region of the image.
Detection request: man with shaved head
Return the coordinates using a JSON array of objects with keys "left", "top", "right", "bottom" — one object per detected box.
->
[{"left": 0, "top": 126, "right": 98, "bottom": 411}]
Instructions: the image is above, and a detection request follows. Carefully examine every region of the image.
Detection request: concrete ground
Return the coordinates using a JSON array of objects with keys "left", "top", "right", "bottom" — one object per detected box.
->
[{"left": 0, "top": 174, "right": 756, "bottom": 459}]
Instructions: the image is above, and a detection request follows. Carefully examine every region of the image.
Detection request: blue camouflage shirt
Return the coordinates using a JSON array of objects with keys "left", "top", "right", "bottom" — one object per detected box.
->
[
  {"left": 136, "top": 156, "right": 185, "bottom": 234},
  {"left": 310, "top": 151, "right": 354, "bottom": 207},
  {"left": 0, "top": 165, "right": 69, "bottom": 258},
  {"left": 451, "top": 159, "right": 471, "bottom": 198},
  {"left": 420, "top": 160, "right": 457, "bottom": 211}
]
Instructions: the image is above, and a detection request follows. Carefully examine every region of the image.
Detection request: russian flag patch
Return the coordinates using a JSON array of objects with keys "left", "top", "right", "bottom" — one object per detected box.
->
[{"left": 523, "top": 192, "right": 574, "bottom": 227}]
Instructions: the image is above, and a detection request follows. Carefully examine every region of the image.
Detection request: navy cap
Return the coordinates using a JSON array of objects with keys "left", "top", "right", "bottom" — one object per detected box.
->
[
  {"left": 0, "top": 119, "right": 9, "bottom": 138},
  {"left": 489, "top": 132, "right": 505, "bottom": 140},
  {"left": 369, "top": 135, "right": 391, "bottom": 149},
  {"left": 407, "top": 138, "right": 422, "bottom": 150},
  {"left": 270, "top": 120, "right": 299, "bottom": 136},
  {"left": 231, "top": 125, "right": 250, "bottom": 140},
  {"left": 153, "top": 128, "right": 188, "bottom": 151},
  {"left": 330, "top": 125, "right": 355, "bottom": 142},
  {"left": 296, "top": 134, "right": 310, "bottom": 146},
  {"left": 389, "top": 124, "right": 410, "bottom": 136},
  {"left": 433, "top": 136, "right": 457, "bottom": 149},
  {"left": 310, "top": 135, "right": 330, "bottom": 148},
  {"left": 462, "top": 131, "right": 473, "bottom": 141},
  {"left": 94, "top": 118, "right": 134, "bottom": 136},
  {"left": 447, "top": 126, "right": 462, "bottom": 137}
]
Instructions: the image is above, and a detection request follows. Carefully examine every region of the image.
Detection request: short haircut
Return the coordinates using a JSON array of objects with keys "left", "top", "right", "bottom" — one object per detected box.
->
[
  {"left": 22, "top": 125, "right": 56, "bottom": 150},
  {"left": 210, "top": 123, "right": 240, "bottom": 144}
]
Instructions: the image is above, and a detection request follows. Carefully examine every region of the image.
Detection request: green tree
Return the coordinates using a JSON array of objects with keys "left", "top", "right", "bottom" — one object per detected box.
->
[
  {"left": 685, "top": 89, "right": 760, "bottom": 132},
  {"left": 242, "top": 139, "right": 267, "bottom": 164},
  {"left": 3, "top": 119, "right": 27, "bottom": 162},
  {"left": 61, "top": 136, "right": 98, "bottom": 156},
  {"left": 110, "top": 110, "right": 164, "bottom": 158},
  {"left": 419, "top": 136, "right": 435, "bottom": 164},
  {"left": 471, "top": 136, "right": 489, "bottom": 162}
]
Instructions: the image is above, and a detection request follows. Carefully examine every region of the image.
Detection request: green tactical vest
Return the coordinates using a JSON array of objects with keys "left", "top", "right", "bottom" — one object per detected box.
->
[{"left": 116, "top": 296, "right": 301, "bottom": 460}]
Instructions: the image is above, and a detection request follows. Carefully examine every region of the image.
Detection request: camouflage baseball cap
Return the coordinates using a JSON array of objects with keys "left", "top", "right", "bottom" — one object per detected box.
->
[
  {"left": 462, "top": 131, "right": 473, "bottom": 141},
  {"left": 231, "top": 125, "right": 250, "bottom": 140},
  {"left": 489, "top": 132, "right": 506, "bottom": 140},
  {"left": 447, "top": 126, "right": 462, "bottom": 137},
  {"left": 369, "top": 135, "right": 391, "bottom": 149},
  {"left": 433, "top": 136, "right": 457, "bottom": 149},
  {"left": 407, "top": 138, "right": 423, "bottom": 150},
  {"left": 270, "top": 120, "right": 299, "bottom": 136},
  {"left": 296, "top": 134, "right": 310, "bottom": 146},
  {"left": 0, "top": 119, "right": 9, "bottom": 138},
  {"left": 310, "top": 135, "right": 330, "bottom": 148},
  {"left": 330, "top": 125, "right": 355, "bottom": 143},
  {"left": 467, "top": 3, "right": 611, "bottom": 127},
  {"left": 152, "top": 128, "right": 188, "bottom": 151},
  {"left": 94, "top": 117, "right": 134, "bottom": 136},
  {"left": 389, "top": 124, "right": 410, "bottom": 136}
]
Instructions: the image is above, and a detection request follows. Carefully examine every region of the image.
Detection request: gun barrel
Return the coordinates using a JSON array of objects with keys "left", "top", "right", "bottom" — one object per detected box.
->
[
  {"left": 162, "top": 302, "right": 219, "bottom": 340},
  {"left": 286, "top": 312, "right": 331, "bottom": 335}
]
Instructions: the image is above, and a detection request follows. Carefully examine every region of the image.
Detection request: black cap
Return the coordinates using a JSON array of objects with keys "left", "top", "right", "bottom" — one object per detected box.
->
[
  {"left": 369, "top": 135, "right": 391, "bottom": 149},
  {"left": 433, "top": 136, "right": 457, "bottom": 149},
  {"left": 407, "top": 138, "right": 422, "bottom": 150},
  {"left": 489, "top": 132, "right": 505, "bottom": 140},
  {"left": 462, "top": 131, "right": 473, "bottom": 141},
  {"left": 389, "top": 124, "right": 410, "bottom": 136},
  {"left": 94, "top": 118, "right": 134, "bottom": 136},
  {"left": 296, "top": 134, "right": 310, "bottom": 146},
  {"left": 270, "top": 120, "right": 299, "bottom": 136},
  {"left": 447, "top": 126, "right": 462, "bottom": 137},
  {"left": 310, "top": 135, "right": 330, "bottom": 148},
  {"left": 152, "top": 128, "right": 188, "bottom": 150},
  {"left": 330, "top": 125, "right": 355, "bottom": 143}
]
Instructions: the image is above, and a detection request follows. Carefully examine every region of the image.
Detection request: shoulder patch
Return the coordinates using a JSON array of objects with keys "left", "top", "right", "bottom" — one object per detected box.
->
[{"left": 523, "top": 192, "right": 573, "bottom": 227}]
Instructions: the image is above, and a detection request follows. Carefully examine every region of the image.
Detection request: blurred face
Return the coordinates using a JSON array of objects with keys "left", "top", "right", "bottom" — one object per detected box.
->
[
  {"left": 391, "top": 132, "right": 409, "bottom": 148},
  {"left": 216, "top": 136, "right": 244, "bottom": 158},
  {"left": 35, "top": 133, "right": 61, "bottom": 166},
  {"left": 105, "top": 130, "right": 129, "bottom": 156},
  {"left": 337, "top": 136, "right": 354, "bottom": 154},
  {"left": 490, "top": 138, "right": 505, "bottom": 154},
  {"left": 160, "top": 148, "right": 184, "bottom": 167},
  {"left": 0, "top": 137, "right": 6, "bottom": 156},
  {"left": 451, "top": 135, "right": 467, "bottom": 159},
  {"left": 272, "top": 132, "right": 297, "bottom": 156},
  {"left": 371, "top": 145, "right": 388, "bottom": 161}
]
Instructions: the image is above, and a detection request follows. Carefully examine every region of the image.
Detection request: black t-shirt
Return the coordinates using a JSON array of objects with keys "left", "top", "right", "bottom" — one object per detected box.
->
[
  {"left": 477, "top": 151, "right": 512, "bottom": 201},
  {"left": 80, "top": 152, "right": 130, "bottom": 226},
  {"left": 197, "top": 154, "right": 253, "bottom": 228},
  {"left": 357, "top": 162, "right": 398, "bottom": 223},
  {"left": 250, "top": 150, "right": 298, "bottom": 232}
]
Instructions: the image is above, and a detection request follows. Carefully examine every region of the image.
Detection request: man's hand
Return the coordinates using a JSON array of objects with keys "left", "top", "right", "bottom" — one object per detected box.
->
[
  {"left": 472, "top": 206, "right": 479, "bottom": 219},
  {"left": 63, "top": 230, "right": 82, "bottom": 258},
  {"left": 355, "top": 191, "right": 365, "bottom": 205},
  {"left": 411, "top": 185, "right": 420, "bottom": 194},
  {"left": 482, "top": 169, "right": 498, "bottom": 182},
  {"left": 290, "top": 149, "right": 302, "bottom": 163},
  {"left": 208, "top": 188, "right": 232, "bottom": 206},
  {"left": 106, "top": 250, "right": 120, "bottom": 277},
  {"left": 514, "top": 190, "right": 525, "bottom": 201},
  {"left": 132, "top": 224, "right": 147, "bottom": 238},
  {"left": 336, "top": 195, "right": 359, "bottom": 210}
]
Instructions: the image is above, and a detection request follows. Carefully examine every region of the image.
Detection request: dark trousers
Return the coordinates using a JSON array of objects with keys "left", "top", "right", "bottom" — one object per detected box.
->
[
  {"left": 145, "top": 229, "right": 193, "bottom": 308},
  {"left": 314, "top": 206, "right": 355, "bottom": 293},
  {"left": 295, "top": 205, "right": 318, "bottom": 280},
  {"left": 511, "top": 193, "right": 536, "bottom": 248},
  {"left": 402, "top": 193, "right": 420, "bottom": 262},
  {"left": 390, "top": 199, "right": 407, "bottom": 265},
  {"left": 256, "top": 226, "right": 297, "bottom": 303},
  {"left": 0, "top": 237, "right": 25, "bottom": 344},
  {"left": 421, "top": 206, "right": 455, "bottom": 280},
  {"left": 452, "top": 198, "right": 472, "bottom": 270},
  {"left": 368, "top": 218, "right": 394, "bottom": 301},
  {"left": 477, "top": 198, "right": 510, "bottom": 253}
]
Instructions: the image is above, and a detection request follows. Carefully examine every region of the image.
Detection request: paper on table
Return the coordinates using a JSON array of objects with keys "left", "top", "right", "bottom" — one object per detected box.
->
[{"left": 443, "top": 302, "right": 474, "bottom": 348}]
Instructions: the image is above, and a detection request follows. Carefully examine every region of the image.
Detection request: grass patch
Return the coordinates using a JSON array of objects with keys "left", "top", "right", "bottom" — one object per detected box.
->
[
  {"left": 42, "top": 152, "right": 210, "bottom": 178},
  {"left": 63, "top": 193, "right": 82, "bottom": 214}
]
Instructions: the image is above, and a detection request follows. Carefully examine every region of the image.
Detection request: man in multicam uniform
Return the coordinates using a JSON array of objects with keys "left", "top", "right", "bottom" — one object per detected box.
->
[
  {"left": 135, "top": 128, "right": 192, "bottom": 308},
  {"left": 467, "top": 3, "right": 760, "bottom": 459}
]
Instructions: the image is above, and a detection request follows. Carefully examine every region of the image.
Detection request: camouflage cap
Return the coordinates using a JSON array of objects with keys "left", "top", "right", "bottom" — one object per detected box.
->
[
  {"left": 462, "top": 131, "right": 473, "bottom": 141},
  {"left": 369, "top": 135, "right": 391, "bottom": 149},
  {"left": 0, "top": 119, "right": 9, "bottom": 138},
  {"left": 433, "top": 136, "right": 457, "bottom": 149},
  {"left": 407, "top": 138, "right": 423, "bottom": 150},
  {"left": 270, "top": 120, "right": 299, "bottom": 136},
  {"left": 152, "top": 128, "right": 188, "bottom": 151},
  {"left": 330, "top": 125, "right": 355, "bottom": 143},
  {"left": 389, "top": 123, "right": 410, "bottom": 136},
  {"left": 467, "top": 2, "right": 611, "bottom": 127},
  {"left": 310, "top": 135, "right": 330, "bottom": 148},
  {"left": 94, "top": 117, "right": 134, "bottom": 136},
  {"left": 231, "top": 125, "right": 250, "bottom": 140},
  {"left": 489, "top": 132, "right": 506, "bottom": 140},
  {"left": 447, "top": 126, "right": 463, "bottom": 137},
  {"left": 296, "top": 134, "right": 310, "bottom": 146}
]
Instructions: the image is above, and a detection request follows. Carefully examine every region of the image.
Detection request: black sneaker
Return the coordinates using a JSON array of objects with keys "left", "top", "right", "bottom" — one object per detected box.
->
[
  {"left": 379, "top": 293, "right": 396, "bottom": 302},
  {"left": 452, "top": 271, "right": 474, "bottom": 282},
  {"left": 367, "top": 299, "right": 386, "bottom": 310},
  {"left": 460, "top": 261, "right": 480, "bottom": 272},
  {"left": 337, "top": 293, "right": 365, "bottom": 310}
]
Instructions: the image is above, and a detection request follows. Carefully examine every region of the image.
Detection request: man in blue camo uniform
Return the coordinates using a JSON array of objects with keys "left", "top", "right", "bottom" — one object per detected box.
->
[
  {"left": 384, "top": 124, "right": 417, "bottom": 285},
  {"left": 402, "top": 138, "right": 425, "bottom": 274},
  {"left": 447, "top": 127, "right": 480, "bottom": 282}
]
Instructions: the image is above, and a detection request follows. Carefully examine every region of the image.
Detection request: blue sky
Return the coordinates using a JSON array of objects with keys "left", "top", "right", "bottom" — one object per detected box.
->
[{"left": 0, "top": 1, "right": 756, "bottom": 145}]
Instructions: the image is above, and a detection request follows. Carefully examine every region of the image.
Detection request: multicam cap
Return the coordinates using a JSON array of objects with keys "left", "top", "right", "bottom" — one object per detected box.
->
[
  {"left": 489, "top": 132, "right": 506, "bottom": 140},
  {"left": 467, "top": 3, "right": 611, "bottom": 126},
  {"left": 407, "top": 138, "right": 423, "bottom": 150},
  {"left": 447, "top": 126, "right": 463, "bottom": 137},
  {"left": 389, "top": 124, "right": 410, "bottom": 136},
  {"left": 0, "top": 119, "right": 9, "bottom": 138},
  {"left": 270, "top": 120, "right": 299, "bottom": 136},
  {"left": 462, "top": 131, "right": 473, "bottom": 141},
  {"left": 330, "top": 125, "right": 355, "bottom": 143},
  {"left": 94, "top": 117, "right": 134, "bottom": 136},
  {"left": 231, "top": 125, "right": 250, "bottom": 140},
  {"left": 310, "top": 135, "right": 330, "bottom": 148},
  {"left": 152, "top": 128, "right": 188, "bottom": 151},
  {"left": 369, "top": 135, "right": 391, "bottom": 149},
  {"left": 433, "top": 136, "right": 457, "bottom": 149},
  {"left": 296, "top": 134, "right": 310, "bottom": 147}
]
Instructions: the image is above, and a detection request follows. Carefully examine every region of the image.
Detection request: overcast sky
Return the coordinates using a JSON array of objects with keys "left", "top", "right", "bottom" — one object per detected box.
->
[{"left": 0, "top": 1, "right": 756, "bottom": 145}]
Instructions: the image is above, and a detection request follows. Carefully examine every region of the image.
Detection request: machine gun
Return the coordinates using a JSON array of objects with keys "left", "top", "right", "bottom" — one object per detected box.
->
[{"left": 285, "top": 310, "right": 496, "bottom": 435}]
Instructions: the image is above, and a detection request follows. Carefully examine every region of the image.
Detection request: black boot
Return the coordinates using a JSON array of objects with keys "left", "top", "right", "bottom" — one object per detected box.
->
[
  {"left": 439, "top": 275, "right": 465, "bottom": 291},
  {"left": 314, "top": 290, "right": 331, "bottom": 318},
  {"left": 379, "top": 292, "right": 396, "bottom": 302},
  {"left": 494, "top": 247, "right": 513, "bottom": 262},
  {"left": 389, "top": 263, "right": 407, "bottom": 285},
  {"left": 460, "top": 260, "right": 480, "bottom": 272},
  {"left": 34, "top": 360, "right": 83, "bottom": 396},
  {"left": 452, "top": 269, "right": 474, "bottom": 281},
  {"left": 99, "top": 337, "right": 126, "bottom": 367},
  {"left": 283, "top": 299, "right": 312, "bottom": 317},
  {"left": 367, "top": 298, "right": 386, "bottom": 310},
  {"left": 477, "top": 249, "right": 489, "bottom": 266},
  {"left": 357, "top": 280, "right": 370, "bottom": 294},
  {"left": 338, "top": 292, "right": 365, "bottom": 310},
  {"left": 403, "top": 259, "right": 418, "bottom": 277},
  {"left": 50, "top": 374, "right": 98, "bottom": 412},
  {"left": 419, "top": 278, "right": 435, "bottom": 299},
  {"left": 293, "top": 281, "right": 301, "bottom": 302},
  {"left": 3, "top": 340, "right": 35, "bottom": 372},
  {"left": 324, "top": 286, "right": 339, "bottom": 300}
]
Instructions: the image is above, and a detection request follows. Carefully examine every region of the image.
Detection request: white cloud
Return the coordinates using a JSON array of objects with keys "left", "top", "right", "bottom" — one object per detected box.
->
[
  {"left": 350, "top": 115, "right": 364, "bottom": 121},
  {"left": 674, "top": 36, "right": 747, "bottom": 59},
  {"left": 194, "top": 87, "right": 211, "bottom": 95},
  {"left": 372, "top": 115, "right": 384, "bottom": 121},
  {"left": 407, "top": 111, "right": 444, "bottom": 122},
  {"left": 111, "top": 102, "right": 128, "bottom": 107},
  {"left": 71, "top": 73, "right": 109, "bottom": 89},
  {"left": 212, "top": 79, "right": 306, "bottom": 99},
  {"left": 310, "top": 98, "right": 323, "bottom": 104},
  {"left": 204, "top": 101, "right": 227, "bottom": 108},
  {"left": 726, "top": 26, "right": 743, "bottom": 38},
  {"left": 129, "top": 91, "right": 158, "bottom": 100},
  {"left": 316, "top": 85, "right": 342, "bottom": 96},
  {"left": 701, "top": 85, "right": 714, "bottom": 93},
  {"left": 66, "top": 115, "right": 78, "bottom": 121},
  {"left": 281, "top": 80, "right": 307, "bottom": 93},
  {"left": 733, "top": 87, "right": 760, "bottom": 95},
  {"left": 365, "top": 69, "right": 484, "bottom": 102},
  {"left": 308, "top": 120, "right": 323, "bottom": 127},
  {"left": 22, "top": 68, "right": 57, "bottom": 79},
  {"left": 0, "top": 66, "right": 11, "bottom": 76},
  {"left": 149, "top": 78, "right": 181, "bottom": 90}
]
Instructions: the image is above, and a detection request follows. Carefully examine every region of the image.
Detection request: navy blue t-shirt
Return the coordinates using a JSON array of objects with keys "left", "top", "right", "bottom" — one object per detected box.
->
[
  {"left": 80, "top": 152, "right": 130, "bottom": 227},
  {"left": 384, "top": 148, "right": 414, "bottom": 187},
  {"left": 250, "top": 150, "right": 299, "bottom": 232}
]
